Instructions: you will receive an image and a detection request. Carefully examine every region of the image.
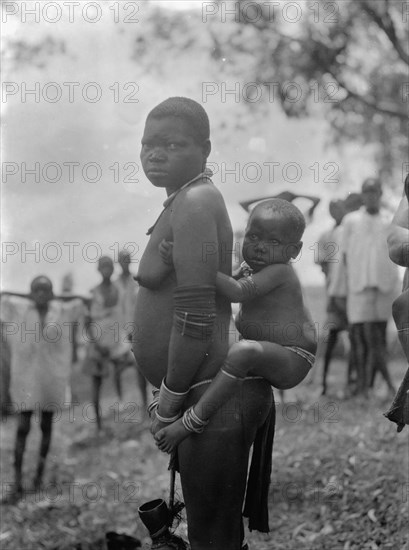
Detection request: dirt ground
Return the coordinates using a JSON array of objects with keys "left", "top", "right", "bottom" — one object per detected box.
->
[{"left": 0, "top": 356, "right": 408, "bottom": 550}]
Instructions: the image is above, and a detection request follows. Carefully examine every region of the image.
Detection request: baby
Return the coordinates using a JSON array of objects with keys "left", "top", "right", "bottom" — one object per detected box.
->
[{"left": 155, "top": 198, "right": 317, "bottom": 452}]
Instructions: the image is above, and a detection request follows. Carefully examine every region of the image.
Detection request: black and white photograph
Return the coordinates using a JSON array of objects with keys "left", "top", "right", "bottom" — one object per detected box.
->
[{"left": 1, "top": 1, "right": 408, "bottom": 548}]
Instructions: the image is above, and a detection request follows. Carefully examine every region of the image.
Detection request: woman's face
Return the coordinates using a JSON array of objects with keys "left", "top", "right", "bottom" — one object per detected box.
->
[{"left": 140, "top": 116, "right": 210, "bottom": 194}]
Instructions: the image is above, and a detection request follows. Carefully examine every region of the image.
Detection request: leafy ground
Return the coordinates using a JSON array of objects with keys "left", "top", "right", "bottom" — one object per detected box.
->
[{"left": 1, "top": 357, "right": 408, "bottom": 550}]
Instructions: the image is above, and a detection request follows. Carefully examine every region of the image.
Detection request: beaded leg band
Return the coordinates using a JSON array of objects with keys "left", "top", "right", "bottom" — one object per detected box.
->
[{"left": 182, "top": 406, "right": 209, "bottom": 434}]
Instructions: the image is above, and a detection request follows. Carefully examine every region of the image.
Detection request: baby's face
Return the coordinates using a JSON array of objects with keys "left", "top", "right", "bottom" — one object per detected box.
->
[
  {"left": 242, "top": 212, "right": 301, "bottom": 271},
  {"left": 140, "top": 116, "right": 209, "bottom": 193}
]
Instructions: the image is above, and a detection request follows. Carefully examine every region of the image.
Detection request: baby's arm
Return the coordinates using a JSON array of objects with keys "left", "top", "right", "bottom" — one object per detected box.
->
[{"left": 216, "top": 264, "right": 288, "bottom": 302}]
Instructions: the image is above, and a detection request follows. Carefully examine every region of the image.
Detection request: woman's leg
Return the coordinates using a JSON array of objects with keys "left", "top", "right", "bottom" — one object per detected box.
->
[{"left": 178, "top": 381, "right": 272, "bottom": 550}]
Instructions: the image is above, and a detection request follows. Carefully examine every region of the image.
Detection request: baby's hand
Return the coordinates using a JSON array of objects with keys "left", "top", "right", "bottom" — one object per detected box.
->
[{"left": 159, "top": 239, "right": 174, "bottom": 265}]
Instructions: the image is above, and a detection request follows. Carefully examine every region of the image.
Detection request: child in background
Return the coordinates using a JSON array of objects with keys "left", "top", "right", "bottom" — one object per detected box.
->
[
  {"left": 315, "top": 199, "right": 349, "bottom": 395},
  {"left": 155, "top": 198, "right": 317, "bottom": 452},
  {"left": 115, "top": 250, "right": 148, "bottom": 411},
  {"left": 0, "top": 276, "right": 86, "bottom": 502},
  {"left": 315, "top": 194, "right": 363, "bottom": 395},
  {"left": 83, "top": 256, "right": 134, "bottom": 432}
]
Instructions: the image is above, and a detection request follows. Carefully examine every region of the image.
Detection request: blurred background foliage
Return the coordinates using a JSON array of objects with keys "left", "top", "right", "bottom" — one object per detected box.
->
[{"left": 5, "top": 1, "right": 408, "bottom": 186}]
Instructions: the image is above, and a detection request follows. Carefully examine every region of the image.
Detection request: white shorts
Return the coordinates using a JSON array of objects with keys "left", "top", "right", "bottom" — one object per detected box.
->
[{"left": 347, "top": 287, "right": 396, "bottom": 324}]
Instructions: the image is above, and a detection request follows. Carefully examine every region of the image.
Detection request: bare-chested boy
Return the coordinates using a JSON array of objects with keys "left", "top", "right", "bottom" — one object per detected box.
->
[
  {"left": 155, "top": 199, "right": 317, "bottom": 453},
  {"left": 83, "top": 256, "right": 134, "bottom": 432}
]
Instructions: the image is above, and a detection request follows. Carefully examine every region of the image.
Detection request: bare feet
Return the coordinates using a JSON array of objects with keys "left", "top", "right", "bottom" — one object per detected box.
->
[{"left": 154, "top": 418, "right": 190, "bottom": 454}]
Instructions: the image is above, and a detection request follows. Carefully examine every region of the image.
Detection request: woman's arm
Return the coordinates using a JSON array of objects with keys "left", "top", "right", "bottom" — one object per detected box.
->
[{"left": 164, "top": 187, "right": 220, "bottom": 394}]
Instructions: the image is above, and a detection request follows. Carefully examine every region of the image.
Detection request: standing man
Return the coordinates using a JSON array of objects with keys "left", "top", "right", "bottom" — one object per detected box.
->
[{"left": 341, "top": 178, "right": 399, "bottom": 396}]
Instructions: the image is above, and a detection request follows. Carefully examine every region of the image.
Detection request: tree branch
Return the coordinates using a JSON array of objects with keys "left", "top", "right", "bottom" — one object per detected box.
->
[
  {"left": 331, "top": 72, "right": 408, "bottom": 120},
  {"left": 360, "top": 0, "right": 409, "bottom": 65}
]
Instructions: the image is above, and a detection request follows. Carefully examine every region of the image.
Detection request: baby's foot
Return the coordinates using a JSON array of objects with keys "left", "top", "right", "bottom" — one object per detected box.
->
[{"left": 154, "top": 418, "right": 190, "bottom": 454}]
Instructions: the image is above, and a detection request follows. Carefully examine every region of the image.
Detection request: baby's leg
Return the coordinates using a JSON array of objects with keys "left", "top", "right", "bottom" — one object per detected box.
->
[
  {"left": 155, "top": 340, "right": 310, "bottom": 453},
  {"left": 392, "top": 290, "right": 409, "bottom": 362},
  {"left": 155, "top": 341, "right": 258, "bottom": 452},
  {"left": 242, "top": 340, "right": 313, "bottom": 389}
]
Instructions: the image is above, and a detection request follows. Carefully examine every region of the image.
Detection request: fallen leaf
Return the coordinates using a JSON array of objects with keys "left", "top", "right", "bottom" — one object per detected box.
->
[
  {"left": 292, "top": 522, "right": 308, "bottom": 537},
  {"left": 121, "top": 440, "right": 140, "bottom": 450},
  {"left": 368, "top": 509, "right": 377, "bottom": 523},
  {"left": 320, "top": 523, "right": 334, "bottom": 535}
]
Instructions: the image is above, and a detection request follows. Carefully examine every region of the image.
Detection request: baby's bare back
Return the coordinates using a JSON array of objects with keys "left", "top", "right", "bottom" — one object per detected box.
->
[{"left": 236, "top": 265, "right": 316, "bottom": 353}]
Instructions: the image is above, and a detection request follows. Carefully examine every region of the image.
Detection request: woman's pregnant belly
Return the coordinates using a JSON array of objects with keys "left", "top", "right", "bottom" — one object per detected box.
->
[{"left": 133, "top": 286, "right": 174, "bottom": 387}]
